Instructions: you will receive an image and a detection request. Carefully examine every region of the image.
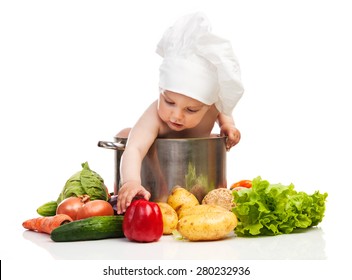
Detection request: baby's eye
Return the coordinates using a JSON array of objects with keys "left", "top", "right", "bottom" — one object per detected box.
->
[
  {"left": 186, "top": 108, "right": 199, "bottom": 113},
  {"left": 164, "top": 99, "right": 175, "bottom": 105}
]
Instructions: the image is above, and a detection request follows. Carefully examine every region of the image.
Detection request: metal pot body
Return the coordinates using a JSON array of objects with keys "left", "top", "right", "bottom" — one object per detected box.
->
[{"left": 98, "top": 135, "right": 227, "bottom": 203}]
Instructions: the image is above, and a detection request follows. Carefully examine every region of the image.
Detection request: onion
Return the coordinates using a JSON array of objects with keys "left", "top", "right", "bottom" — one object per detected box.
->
[
  {"left": 56, "top": 195, "right": 90, "bottom": 220},
  {"left": 76, "top": 200, "right": 114, "bottom": 220}
]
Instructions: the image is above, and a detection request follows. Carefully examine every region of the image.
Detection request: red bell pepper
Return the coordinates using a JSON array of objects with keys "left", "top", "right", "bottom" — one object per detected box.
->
[{"left": 122, "top": 199, "right": 163, "bottom": 243}]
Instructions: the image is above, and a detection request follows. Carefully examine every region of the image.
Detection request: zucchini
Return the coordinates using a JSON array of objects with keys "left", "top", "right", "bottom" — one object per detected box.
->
[
  {"left": 50, "top": 215, "right": 124, "bottom": 242},
  {"left": 37, "top": 200, "right": 58, "bottom": 216}
]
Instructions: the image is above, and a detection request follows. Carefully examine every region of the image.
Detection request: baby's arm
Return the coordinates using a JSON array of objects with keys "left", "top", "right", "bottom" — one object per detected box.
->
[
  {"left": 116, "top": 102, "right": 160, "bottom": 214},
  {"left": 217, "top": 113, "right": 241, "bottom": 150}
]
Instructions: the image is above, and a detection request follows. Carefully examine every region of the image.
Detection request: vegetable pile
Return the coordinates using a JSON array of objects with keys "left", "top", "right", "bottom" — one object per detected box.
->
[
  {"left": 232, "top": 176, "right": 328, "bottom": 236},
  {"left": 37, "top": 162, "right": 110, "bottom": 216},
  {"left": 23, "top": 162, "right": 120, "bottom": 242},
  {"left": 167, "top": 186, "right": 238, "bottom": 241},
  {"left": 23, "top": 161, "right": 328, "bottom": 243}
]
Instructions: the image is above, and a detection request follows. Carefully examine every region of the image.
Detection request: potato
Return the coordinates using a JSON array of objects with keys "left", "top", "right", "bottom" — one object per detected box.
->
[
  {"left": 167, "top": 186, "right": 199, "bottom": 215},
  {"left": 202, "top": 188, "right": 234, "bottom": 211},
  {"left": 178, "top": 204, "right": 228, "bottom": 219},
  {"left": 177, "top": 211, "right": 238, "bottom": 241},
  {"left": 156, "top": 202, "right": 178, "bottom": 235}
]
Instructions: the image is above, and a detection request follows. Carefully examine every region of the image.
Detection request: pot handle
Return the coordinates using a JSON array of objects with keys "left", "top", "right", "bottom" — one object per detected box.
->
[{"left": 97, "top": 140, "right": 125, "bottom": 151}]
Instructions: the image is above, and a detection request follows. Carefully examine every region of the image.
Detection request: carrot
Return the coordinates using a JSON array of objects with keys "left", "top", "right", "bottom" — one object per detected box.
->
[{"left": 22, "top": 214, "right": 73, "bottom": 234}]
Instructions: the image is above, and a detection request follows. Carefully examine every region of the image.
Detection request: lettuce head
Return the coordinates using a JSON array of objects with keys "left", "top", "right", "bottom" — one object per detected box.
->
[{"left": 232, "top": 176, "right": 328, "bottom": 236}]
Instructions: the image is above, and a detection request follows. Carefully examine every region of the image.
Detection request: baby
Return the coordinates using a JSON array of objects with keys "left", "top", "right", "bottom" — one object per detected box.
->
[{"left": 116, "top": 12, "right": 244, "bottom": 214}]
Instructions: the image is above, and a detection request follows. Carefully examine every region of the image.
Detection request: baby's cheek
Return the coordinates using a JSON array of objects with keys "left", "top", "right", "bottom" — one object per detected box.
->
[{"left": 157, "top": 109, "right": 168, "bottom": 123}]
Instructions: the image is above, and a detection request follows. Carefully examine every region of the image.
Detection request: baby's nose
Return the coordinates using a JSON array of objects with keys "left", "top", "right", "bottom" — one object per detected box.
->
[{"left": 171, "top": 108, "right": 183, "bottom": 121}]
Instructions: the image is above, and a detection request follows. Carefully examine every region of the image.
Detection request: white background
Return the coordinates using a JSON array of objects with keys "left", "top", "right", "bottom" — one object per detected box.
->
[{"left": 1, "top": 0, "right": 351, "bottom": 279}]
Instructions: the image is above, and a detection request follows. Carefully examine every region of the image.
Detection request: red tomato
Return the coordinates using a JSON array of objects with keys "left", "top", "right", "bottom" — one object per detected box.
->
[
  {"left": 230, "top": 180, "right": 252, "bottom": 190},
  {"left": 76, "top": 200, "right": 114, "bottom": 220},
  {"left": 56, "top": 196, "right": 89, "bottom": 220}
]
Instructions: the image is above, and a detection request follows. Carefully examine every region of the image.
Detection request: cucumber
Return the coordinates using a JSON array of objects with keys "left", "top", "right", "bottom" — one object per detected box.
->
[
  {"left": 50, "top": 215, "right": 124, "bottom": 242},
  {"left": 37, "top": 201, "right": 58, "bottom": 216}
]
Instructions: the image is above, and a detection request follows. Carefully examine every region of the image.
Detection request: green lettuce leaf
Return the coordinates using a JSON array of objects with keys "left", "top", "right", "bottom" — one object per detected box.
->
[
  {"left": 57, "top": 162, "right": 107, "bottom": 204},
  {"left": 232, "top": 176, "right": 328, "bottom": 236}
]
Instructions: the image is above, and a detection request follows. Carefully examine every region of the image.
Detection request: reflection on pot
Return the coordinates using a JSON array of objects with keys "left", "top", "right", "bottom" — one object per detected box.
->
[{"left": 185, "top": 163, "right": 211, "bottom": 202}]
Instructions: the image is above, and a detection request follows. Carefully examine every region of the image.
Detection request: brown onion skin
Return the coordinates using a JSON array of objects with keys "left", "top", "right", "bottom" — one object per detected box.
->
[
  {"left": 56, "top": 196, "right": 87, "bottom": 220},
  {"left": 76, "top": 200, "right": 114, "bottom": 220}
]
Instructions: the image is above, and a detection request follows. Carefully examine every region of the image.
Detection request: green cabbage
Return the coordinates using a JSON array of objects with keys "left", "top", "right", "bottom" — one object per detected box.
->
[
  {"left": 57, "top": 162, "right": 108, "bottom": 204},
  {"left": 232, "top": 176, "right": 328, "bottom": 236}
]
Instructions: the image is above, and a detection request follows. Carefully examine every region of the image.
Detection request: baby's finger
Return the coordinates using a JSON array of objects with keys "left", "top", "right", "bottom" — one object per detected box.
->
[
  {"left": 116, "top": 199, "right": 123, "bottom": 215},
  {"left": 123, "top": 192, "right": 139, "bottom": 212},
  {"left": 116, "top": 190, "right": 133, "bottom": 214},
  {"left": 143, "top": 191, "right": 151, "bottom": 201}
]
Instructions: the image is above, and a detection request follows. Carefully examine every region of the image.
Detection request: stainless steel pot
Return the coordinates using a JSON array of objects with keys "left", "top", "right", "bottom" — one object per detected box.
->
[{"left": 98, "top": 134, "right": 227, "bottom": 203}]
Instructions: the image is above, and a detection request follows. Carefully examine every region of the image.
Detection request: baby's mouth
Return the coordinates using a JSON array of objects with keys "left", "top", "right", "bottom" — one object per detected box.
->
[{"left": 168, "top": 121, "right": 184, "bottom": 130}]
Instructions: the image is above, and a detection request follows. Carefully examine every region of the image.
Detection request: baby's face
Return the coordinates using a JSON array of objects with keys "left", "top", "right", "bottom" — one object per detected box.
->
[{"left": 157, "top": 90, "right": 210, "bottom": 131}]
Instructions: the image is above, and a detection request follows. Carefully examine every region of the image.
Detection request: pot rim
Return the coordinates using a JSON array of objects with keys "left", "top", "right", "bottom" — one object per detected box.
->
[{"left": 114, "top": 134, "right": 226, "bottom": 142}]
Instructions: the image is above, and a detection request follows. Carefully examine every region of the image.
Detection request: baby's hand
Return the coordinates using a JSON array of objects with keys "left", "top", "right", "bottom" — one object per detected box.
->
[
  {"left": 220, "top": 124, "right": 241, "bottom": 150},
  {"left": 116, "top": 181, "right": 151, "bottom": 214}
]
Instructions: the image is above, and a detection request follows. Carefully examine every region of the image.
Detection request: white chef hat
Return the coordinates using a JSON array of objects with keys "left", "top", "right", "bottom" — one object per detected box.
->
[{"left": 156, "top": 12, "right": 244, "bottom": 116}]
